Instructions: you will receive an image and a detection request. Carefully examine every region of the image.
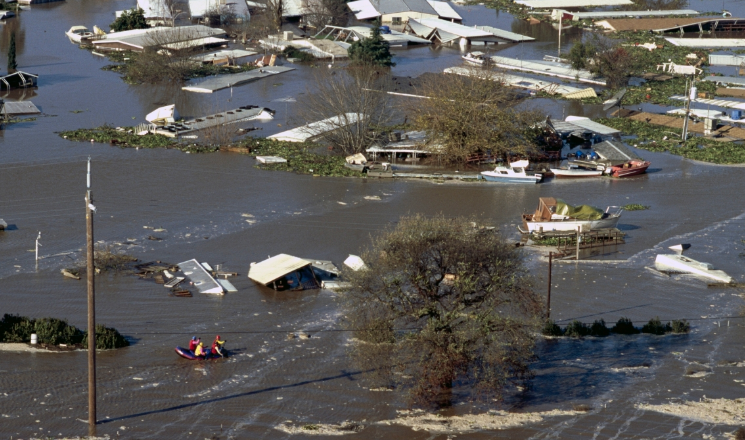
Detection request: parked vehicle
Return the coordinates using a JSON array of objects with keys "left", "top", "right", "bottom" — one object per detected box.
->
[
  {"left": 481, "top": 160, "right": 542, "bottom": 183},
  {"left": 520, "top": 197, "right": 622, "bottom": 233}
]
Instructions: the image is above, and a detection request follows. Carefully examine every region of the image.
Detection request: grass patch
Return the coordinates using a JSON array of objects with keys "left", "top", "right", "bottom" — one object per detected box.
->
[
  {"left": 622, "top": 204, "right": 649, "bottom": 211},
  {"left": 542, "top": 319, "right": 563, "bottom": 337},
  {"left": 59, "top": 125, "right": 217, "bottom": 153},
  {"left": 282, "top": 46, "right": 315, "bottom": 62},
  {"left": 0, "top": 314, "right": 128, "bottom": 349},
  {"left": 239, "top": 137, "right": 364, "bottom": 178}
]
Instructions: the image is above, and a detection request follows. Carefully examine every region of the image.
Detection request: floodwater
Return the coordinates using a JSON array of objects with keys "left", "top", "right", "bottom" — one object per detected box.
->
[{"left": 2, "top": 0, "right": 745, "bottom": 438}]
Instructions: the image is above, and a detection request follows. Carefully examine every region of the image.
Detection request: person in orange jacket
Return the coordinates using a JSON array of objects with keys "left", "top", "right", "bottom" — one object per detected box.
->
[
  {"left": 189, "top": 336, "right": 200, "bottom": 352},
  {"left": 211, "top": 335, "right": 226, "bottom": 356}
]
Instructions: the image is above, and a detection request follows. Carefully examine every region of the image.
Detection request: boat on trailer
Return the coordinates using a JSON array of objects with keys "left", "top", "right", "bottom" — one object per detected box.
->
[
  {"left": 481, "top": 160, "right": 542, "bottom": 184},
  {"left": 521, "top": 197, "right": 622, "bottom": 233}
]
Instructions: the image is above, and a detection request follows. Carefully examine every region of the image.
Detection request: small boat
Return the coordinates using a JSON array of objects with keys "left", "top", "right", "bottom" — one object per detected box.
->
[
  {"left": 65, "top": 26, "right": 94, "bottom": 43},
  {"left": 481, "top": 160, "right": 542, "bottom": 184},
  {"left": 609, "top": 160, "right": 650, "bottom": 178},
  {"left": 175, "top": 346, "right": 228, "bottom": 360},
  {"left": 654, "top": 254, "right": 732, "bottom": 283},
  {"left": 550, "top": 167, "right": 603, "bottom": 178},
  {"left": 521, "top": 197, "right": 622, "bottom": 233},
  {"left": 462, "top": 51, "right": 486, "bottom": 65}
]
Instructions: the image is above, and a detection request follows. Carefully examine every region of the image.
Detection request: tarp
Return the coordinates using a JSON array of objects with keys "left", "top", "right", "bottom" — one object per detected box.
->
[{"left": 555, "top": 199, "right": 603, "bottom": 220}]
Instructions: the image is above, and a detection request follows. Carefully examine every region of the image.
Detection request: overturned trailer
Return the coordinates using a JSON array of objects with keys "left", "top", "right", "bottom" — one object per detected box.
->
[{"left": 248, "top": 254, "right": 321, "bottom": 291}]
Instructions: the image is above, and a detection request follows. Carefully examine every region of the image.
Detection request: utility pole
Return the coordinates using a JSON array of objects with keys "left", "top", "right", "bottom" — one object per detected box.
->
[
  {"left": 682, "top": 77, "right": 693, "bottom": 142},
  {"left": 85, "top": 157, "right": 96, "bottom": 437},
  {"left": 557, "top": 15, "right": 562, "bottom": 57},
  {"left": 575, "top": 226, "right": 581, "bottom": 261},
  {"left": 547, "top": 252, "right": 552, "bottom": 318}
]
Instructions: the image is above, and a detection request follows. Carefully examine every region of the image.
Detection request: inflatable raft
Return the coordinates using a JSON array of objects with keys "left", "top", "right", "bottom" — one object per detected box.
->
[{"left": 175, "top": 346, "right": 227, "bottom": 360}]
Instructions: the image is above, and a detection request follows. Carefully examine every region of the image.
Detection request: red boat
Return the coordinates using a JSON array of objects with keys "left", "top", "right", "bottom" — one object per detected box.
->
[{"left": 609, "top": 160, "right": 650, "bottom": 178}]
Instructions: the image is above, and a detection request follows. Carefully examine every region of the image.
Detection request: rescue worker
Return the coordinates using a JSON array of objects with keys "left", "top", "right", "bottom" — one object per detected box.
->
[
  {"left": 211, "top": 335, "right": 226, "bottom": 356},
  {"left": 188, "top": 336, "right": 200, "bottom": 352},
  {"left": 194, "top": 341, "right": 206, "bottom": 358}
]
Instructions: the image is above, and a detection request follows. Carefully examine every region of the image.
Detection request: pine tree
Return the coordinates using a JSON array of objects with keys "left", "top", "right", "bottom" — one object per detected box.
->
[
  {"left": 110, "top": 8, "right": 150, "bottom": 32},
  {"left": 347, "top": 21, "right": 394, "bottom": 67},
  {"left": 7, "top": 32, "right": 16, "bottom": 72}
]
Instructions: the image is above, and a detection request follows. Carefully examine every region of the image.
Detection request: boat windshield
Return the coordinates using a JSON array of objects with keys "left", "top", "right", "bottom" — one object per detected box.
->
[{"left": 512, "top": 167, "right": 523, "bottom": 173}]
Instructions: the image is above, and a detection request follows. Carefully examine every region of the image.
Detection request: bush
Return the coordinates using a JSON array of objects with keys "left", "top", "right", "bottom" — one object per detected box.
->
[
  {"left": 542, "top": 319, "right": 563, "bottom": 337},
  {"left": 564, "top": 320, "right": 590, "bottom": 338},
  {"left": 82, "top": 324, "right": 130, "bottom": 350},
  {"left": 641, "top": 317, "right": 671, "bottom": 335},
  {"left": 670, "top": 319, "right": 690, "bottom": 334},
  {"left": 1, "top": 314, "right": 34, "bottom": 342},
  {"left": 612, "top": 317, "right": 639, "bottom": 335},
  {"left": 34, "top": 317, "right": 84, "bottom": 345},
  {"left": 589, "top": 319, "right": 610, "bottom": 337},
  {"left": 110, "top": 7, "right": 149, "bottom": 32},
  {"left": 281, "top": 46, "right": 314, "bottom": 62},
  {"left": 734, "top": 427, "right": 745, "bottom": 440}
]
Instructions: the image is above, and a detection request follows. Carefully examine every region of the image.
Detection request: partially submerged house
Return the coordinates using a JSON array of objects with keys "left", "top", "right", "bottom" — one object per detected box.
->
[
  {"left": 347, "top": 0, "right": 462, "bottom": 25},
  {"left": 405, "top": 18, "right": 529, "bottom": 46},
  {"left": 314, "top": 25, "right": 431, "bottom": 47},
  {"left": 92, "top": 25, "right": 228, "bottom": 52},
  {"left": 248, "top": 254, "right": 320, "bottom": 290},
  {"left": 0, "top": 71, "right": 38, "bottom": 90},
  {"left": 552, "top": 9, "right": 699, "bottom": 21},
  {"left": 269, "top": 113, "right": 365, "bottom": 142},
  {"left": 547, "top": 117, "right": 620, "bottom": 142}
]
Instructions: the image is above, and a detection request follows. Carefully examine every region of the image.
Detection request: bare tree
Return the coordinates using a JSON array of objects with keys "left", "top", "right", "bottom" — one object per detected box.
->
[
  {"left": 406, "top": 67, "right": 543, "bottom": 163},
  {"left": 342, "top": 214, "right": 543, "bottom": 406},
  {"left": 303, "top": 0, "right": 348, "bottom": 29},
  {"left": 124, "top": 28, "right": 206, "bottom": 83},
  {"left": 263, "top": 0, "right": 283, "bottom": 31},
  {"left": 298, "top": 67, "right": 394, "bottom": 155}
]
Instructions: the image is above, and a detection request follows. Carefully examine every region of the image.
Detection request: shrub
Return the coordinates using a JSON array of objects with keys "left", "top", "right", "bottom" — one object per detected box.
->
[
  {"left": 612, "top": 317, "right": 639, "bottom": 335},
  {"left": 542, "top": 319, "right": 563, "bottom": 337},
  {"left": 82, "top": 324, "right": 130, "bottom": 350},
  {"left": 589, "top": 319, "right": 610, "bottom": 337},
  {"left": 34, "top": 317, "right": 84, "bottom": 345},
  {"left": 734, "top": 427, "right": 745, "bottom": 440},
  {"left": 281, "top": 46, "right": 314, "bottom": 62},
  {"left": 110, "top": 7, "right": 149, "bottom": 32},
  {"left": 564, "top": 320, "right": 590, "bottom": 338},
  {"left": 670, "top": 319, "right": 690, "bottom": 334},
  {"left": 1, "top": 314, "right": 34, "bottom": 342},
  {"left": 641, "top": 317, "right": 671, "bottom": 335}
]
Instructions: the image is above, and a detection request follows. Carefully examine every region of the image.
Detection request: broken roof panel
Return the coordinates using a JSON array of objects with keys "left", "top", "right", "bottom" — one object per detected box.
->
[
  {"left": 410, "top": 18, "right": 494, "bottom": 38},
  {"left": 269, "top": 113, "right": 364, "bottom": 142},
  {"left": 248, "top": 254, "right": 312, "bottom": 285},
  {"left": 595, "top": 17, "right": 745, "bottom": 32},
  {"left": 427, "top": 0, "right": 462, "bottom": 20},
  {"left": 473, "top": 25, "right": 534, "bottom": 42},
  {"left": 709, "top": 54, "right": 745, "bottom": 66},
  {"left": 517, "top": 0, "right": 632, "bottom": 8},
  {"left": 669, "top": 94, "right": 745, "bottom": 110},
  {"left": 93, "top": 25, "right": 226, "bottom": 51},
  {"left": 564, "top": 117, "right": 620, "bottom": 136},
  {"left": 489, "top": 55, "right": 605, "bottom": 85},
  {"left": 592, "top": 140, "right": 642, "bottom": 162},
  {"left": 560, "top": 9, "right": 698, "bottom": 20},
  {"left": 178, "top": 259, "right": 224, "bottom": 294}
]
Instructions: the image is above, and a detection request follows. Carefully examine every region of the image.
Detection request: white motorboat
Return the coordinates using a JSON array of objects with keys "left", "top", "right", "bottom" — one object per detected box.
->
[
  {"left": 654, "top": 254, "right": 732, "bottom": 283},
  {"left": 521, "top": 197, "right": 622, "bottom": 233},
  {"left": 551, "top": 162, "right": 604, "bottom": 178},
  {"left": 462, "top": 51, "right": 486, "bottom": 65},
  {"left": 65, "top": 26, "right": 94, "bottom": 43},
  {"left": 481, "top": 160, "right": 542, "bottom": 184}
]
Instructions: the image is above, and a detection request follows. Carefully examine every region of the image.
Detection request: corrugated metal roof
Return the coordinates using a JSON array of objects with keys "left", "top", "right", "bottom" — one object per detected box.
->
[
  {"left": 346, "top": 26, "right": 431, "bottom": 44},
  {"left": 665, "top": 38, "right": 745, "bottom": 47},
  {"left": 444, "top": 67, "right": 587, "bottom": 96},
  {"left": 427, "top": 0, "right": 461, "bottom": 20},
  {"left": 248, "top": 254, "right": 312, "bottom": 285},
  {"left": 592, "top": 140, "right": 641, "bottom": 162},
  {"left": 409, "top": 18, "right": 495, "bottom": 38},
  {"left": 3, "top": 101, "right": 40, "bottom": 115},
  {"left": 669, "top": 95, "right": 745, "bottom": 110},
  {"left": 94, "top": 26, "right": 226, "bottom": 50},
  {"left": 178, "top": 259, "right": 224, "bottom": 294},
  {"left": 561, "top": 9, "right": 698, "bottom": 19},
  {"left": 189, "top": 0, "right": 249, "bottom": 18},
  {"left": 473, "top": 25, "right": 534, "bottom": 42},
  {"left": 565, "top": 116, "right": 620, "bottom": 135},
  {"left": 347, "top": 0, "right": 380, "bottom": 19},
  {"left": 709, "top": 54, "right": 745, "bottom": 66},
  {"left": 269, "top": 113, "right": 364, "bottom": 142},
  {"left": 191, "top": 49, "right": 258, "bottom": 63},
  {"left": 703, "top": 76, "right": 745, "bottom": 86},
  {"left": 517, "top": 0, "right": 632, "bottom": 8}
]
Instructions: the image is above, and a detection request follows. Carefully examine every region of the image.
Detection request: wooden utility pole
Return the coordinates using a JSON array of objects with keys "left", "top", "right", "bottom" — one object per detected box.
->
[
  {"left": 85, "top": 157, "right": 96, "bottom": 437},
  {"left": 547, "top": 252, "right": 552, "bottom": 318}
]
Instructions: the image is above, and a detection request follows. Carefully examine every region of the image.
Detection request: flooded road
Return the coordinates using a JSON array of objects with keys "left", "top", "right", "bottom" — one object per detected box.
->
[{"left": 2, "top": 0, "right": 745, "bottom": 438}]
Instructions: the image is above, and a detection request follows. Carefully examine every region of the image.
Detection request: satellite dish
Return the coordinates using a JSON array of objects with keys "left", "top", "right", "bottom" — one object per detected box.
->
[{"left": 602, "top": 88, "right": 627, "bottom": 112}]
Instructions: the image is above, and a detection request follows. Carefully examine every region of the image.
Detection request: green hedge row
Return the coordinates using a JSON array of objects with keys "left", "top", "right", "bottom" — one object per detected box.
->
[
  {"left": 543, "top": 317, "right": 689, "bottom": 338},
  {"left": 0, "top": 314, "right": 129, "bottom": 349}
]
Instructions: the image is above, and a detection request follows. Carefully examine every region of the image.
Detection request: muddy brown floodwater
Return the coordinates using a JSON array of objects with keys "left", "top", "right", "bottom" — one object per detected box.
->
[{"left": 2, "top": 0, "right": 745, "bottom": 438}]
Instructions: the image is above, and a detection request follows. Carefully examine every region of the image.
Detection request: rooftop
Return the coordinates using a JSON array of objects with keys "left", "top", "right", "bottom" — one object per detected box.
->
[{"left": 248, "top": 254, "right": 312, "bottom": 285}]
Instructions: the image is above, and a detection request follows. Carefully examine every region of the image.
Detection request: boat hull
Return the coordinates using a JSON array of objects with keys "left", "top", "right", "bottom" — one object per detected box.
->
[
  {"left": 175, "top": 346, "right": 227, "bottom": 360},
  {"left": 551, "top": 169, "right": 603, "bottom": 178},
  {"left": 654, "top": 254, "right": 732, "bottom": 283},
  {"left": 481, "top": 172, "right": 540, "bottom": 184},
  {"left": 610, "top": 161, "right": 650, "bottom": 178},
  {"left": 525, "top": 215, "right": 620, "bottom": 233}
]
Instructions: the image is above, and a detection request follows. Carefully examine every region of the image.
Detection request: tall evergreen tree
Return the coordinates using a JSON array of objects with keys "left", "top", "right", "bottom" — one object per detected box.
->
[
  {"left": 7, "top": 32, "right": 16, "bottom": 72},
  {"left": 110, "top": 8, "right": 150, "bottom": 32},
  {"left": 347, "top": 21, "right": 394, "bottom": 67}
]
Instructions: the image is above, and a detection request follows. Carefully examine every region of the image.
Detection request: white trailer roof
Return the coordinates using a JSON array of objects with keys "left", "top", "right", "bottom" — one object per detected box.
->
[
  {"left": 489, "top": 55, "right": 605, "bottom": 85},
  {"left": 444, "top": 66, "right": 591, "bottom": 96},
  {"left": 248, "top": 254, "right": 312, "bottom": 285},
  {"left": 703, "top": 76, "right": 745, "bottom": 86},
  {"left": 669, "top": 95, "right": 745, "bottom": 110},
  {"left": 517, "top": 0, "right": 632, "bottom": 8},
  {"left": 269, "top": 113, "right": 364, "bottom": 142},
  {"left": 473, "top": 25, "right": 533, "bottom": 42},
  {"left": 427, "top": 0, "right": 462, "bottom": 20},
  {"left": 709, "top": 54, "right": 745, "bottom": 66},
  {"left": 178, "top": 259, "right": 224, "bottom": 294},
  {"left": 564, "top": 116, "right": 620, "bottom": 135},
  {"left": 190, "top": 0, "right": 250, "bottom": 18},
  {"left": 410, "top": 18, "right": 494, "bottom": 38},
  {"left": 665, "top": 38, "right": 745, "bottom": 48},
  {"left": 559, "top": 9, "right": 698, "bottom": 19}
]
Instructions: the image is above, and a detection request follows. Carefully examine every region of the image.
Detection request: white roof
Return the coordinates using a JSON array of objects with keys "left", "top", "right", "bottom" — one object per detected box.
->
[
  {"left": 473, "top": 25, "right": 534, "bottom": 42},
  {"left": 94, "top": 25, "right": 226, "bottom": 50},
  {"left": 162, "top": 36, "right": 228, "bottom": 50},
  {"left": 190, "top": 0, "right": 249, "bottom": 19},
  {"left": 489, "top": 55, "right": 604, "bottom": 85},
  {"left": 191, "top": 49, "right": 257, "bottom": 62},
  {"left": 146, "top": 104, "right": 179, "bottom": 123},
  {"left": 248, "top": 254, "right": 312, "bottom": 285},
  {"left": 426, "top": 0, "right": 461, "bottom": 20},
  {"left": 409, "top": 18, "right": 494, "bottom": 38},
  {"left": 665, "top": 38, "right": 745, "bottom": 48},
  {"left": 344, "top": 25, "right": 431, "bottom": 44},
  {"left": 709, "top": 54, "right": 745, "bottom": 66},
  {"left": 269, "top": 113, "right": 364, "bottom": 142},
  {"left": 178, "top": 259, "right": 224, "bottom": 294},
  {"left": 559, "top": 9, "right": 698, "bottom": 19},
  {"left": 517, "top": 0, "right": 631, "bottom": 7},
  {"left": 564, "top": 116, "right": 620, "bottom": 136},
  {"left": 669, "top": 95, "right": 745, "bottom": 110},
  {"left": 347, "top": 0, "right": 381, "bottom": 19},
  {"left": 283, "top": 0, "right": 309, "bottom": 17}
]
